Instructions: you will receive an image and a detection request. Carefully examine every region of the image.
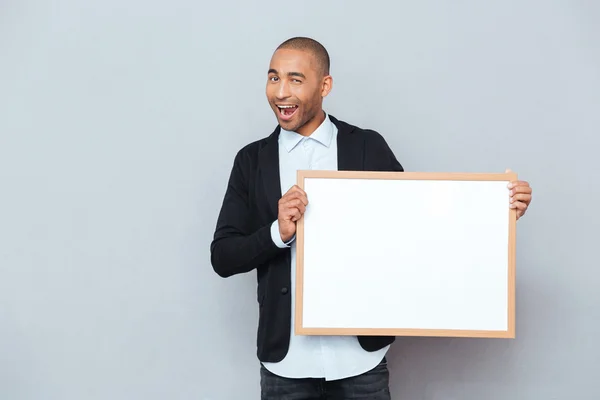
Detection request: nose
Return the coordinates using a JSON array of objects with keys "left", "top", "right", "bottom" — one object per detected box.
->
[{"left": 276, "top": 81, "right": 291, "bottom": 99}]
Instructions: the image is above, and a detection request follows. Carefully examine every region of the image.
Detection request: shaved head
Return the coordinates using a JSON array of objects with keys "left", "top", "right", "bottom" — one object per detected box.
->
[{"left": 276, "top": 37, "right": 330, "bottom": 76}]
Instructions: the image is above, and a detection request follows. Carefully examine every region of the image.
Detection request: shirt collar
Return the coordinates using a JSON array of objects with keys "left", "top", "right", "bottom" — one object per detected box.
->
[{"left": 280, "top": 113, "right": 334, "bottom": 153}]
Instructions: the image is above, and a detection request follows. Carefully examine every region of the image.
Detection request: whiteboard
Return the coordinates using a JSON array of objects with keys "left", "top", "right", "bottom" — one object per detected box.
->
[{"left": 295, "top": 171, "right": 517, "bottom": 338}]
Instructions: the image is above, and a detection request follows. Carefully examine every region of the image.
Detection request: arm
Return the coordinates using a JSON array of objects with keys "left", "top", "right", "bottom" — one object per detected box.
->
[
  {"left": 385, "top": 145, "right": 404, "bottom": 172},
  {"left": 210, "top": 152, "right": 285, "bottom": 278},
  {"left": 368, "top": 130, "right": 404, "bottom": 172}
]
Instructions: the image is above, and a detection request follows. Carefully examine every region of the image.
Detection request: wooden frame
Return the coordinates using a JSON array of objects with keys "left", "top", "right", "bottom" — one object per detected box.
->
[{"left": 295, "top": 171, "right": 517, "bottom": 339}]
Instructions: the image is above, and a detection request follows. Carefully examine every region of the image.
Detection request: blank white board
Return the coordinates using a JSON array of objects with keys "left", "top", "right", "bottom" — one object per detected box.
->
[{"left": 295, "top": 171, "right": 516, "bottom": 338}]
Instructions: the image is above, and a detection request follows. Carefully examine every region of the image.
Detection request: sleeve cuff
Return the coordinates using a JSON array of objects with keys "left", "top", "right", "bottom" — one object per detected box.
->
[{"left": 270, "top": 220, "right": 295, "bottom": 248}]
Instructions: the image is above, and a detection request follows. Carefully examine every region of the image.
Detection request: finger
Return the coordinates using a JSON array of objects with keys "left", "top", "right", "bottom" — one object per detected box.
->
[
  {"left": 283, "top": 185, "right": 305, "bottom": 197},
  {"left": 511, "top": 185, "right": 532, "bottom": 194},
  {"left": 509, "top": 201, "right": 528, "bottom": 211},
  {"left": 289, "top": 199, "right": 307, "bottom": 213},
  {"left": 510, "top": 193, "right": 532, "bottom": 204},
  {"left": 280, "top": 195, "right": 308, "bottom": 211},
  {"left": 509, "top": 187, "right": 532, "bottom": 199},
  {"left": 282, "top": 200, "right": 306, "bottom": 214},
  {"left": 283, "top": 190, "right": 309, "bottom": 206},
  {"left": 288, "top": 208, "right": 302, "bottom": 222},
  {"left": 513, "top": 180, "right": 530, "bottom": 187},
  {"left": 297, "top": 194, "right": 309, "bottom": 206},
  {"left": 508, "top": 180, "right": 529, "bottom": 190},
  {"left": 281, "top": 203, "right": 302, "bottom": 216},
  {"left": 284, "top": 185, "right": 307, "bottom": 197}
]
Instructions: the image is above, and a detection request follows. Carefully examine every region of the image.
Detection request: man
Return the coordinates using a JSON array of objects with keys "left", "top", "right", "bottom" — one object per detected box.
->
[{"left": 210, "top": 37, "right": 532, "bottom": 399}]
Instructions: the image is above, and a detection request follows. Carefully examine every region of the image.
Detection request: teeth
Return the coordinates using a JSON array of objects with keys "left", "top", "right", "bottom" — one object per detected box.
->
[{"left": 278, "top": 105, "right": 296, "bottom": 108}]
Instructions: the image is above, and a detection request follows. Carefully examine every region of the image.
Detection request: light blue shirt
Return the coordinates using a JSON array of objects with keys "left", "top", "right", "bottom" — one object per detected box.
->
[{"left": 261, "top": 114, "right": 389, "bottom": 381}]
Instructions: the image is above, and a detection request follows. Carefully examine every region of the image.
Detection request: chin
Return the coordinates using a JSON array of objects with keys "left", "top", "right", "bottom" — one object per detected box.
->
[{"left": 278, "top": 120, "right": 298, "bottom": 131}]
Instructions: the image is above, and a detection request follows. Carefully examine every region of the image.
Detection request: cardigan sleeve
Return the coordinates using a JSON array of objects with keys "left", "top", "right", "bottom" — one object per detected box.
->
[
  {"left": 366, "top": 129, "right": 405, "bottom": 172},
  {"left": 210, "top": 150, "right": 285, "bottom": 278}
]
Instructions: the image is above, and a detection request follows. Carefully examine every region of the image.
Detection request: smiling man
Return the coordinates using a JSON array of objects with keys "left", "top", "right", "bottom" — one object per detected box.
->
[
  {"left": 266, "top": 39, "right": 331, "bottom": 138},
  {"left": 210, "top": 37, "right": 533, "bottom": 399}
]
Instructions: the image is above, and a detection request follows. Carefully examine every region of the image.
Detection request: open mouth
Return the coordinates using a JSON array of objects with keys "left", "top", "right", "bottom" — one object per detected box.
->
[{"left": 277, "top": 105, "right": 299, "bottom": 120}]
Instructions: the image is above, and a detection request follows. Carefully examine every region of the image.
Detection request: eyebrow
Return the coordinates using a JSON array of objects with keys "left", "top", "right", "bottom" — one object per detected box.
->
[{"left": 268, "top": 69, "right": 306, "bottom": 79}]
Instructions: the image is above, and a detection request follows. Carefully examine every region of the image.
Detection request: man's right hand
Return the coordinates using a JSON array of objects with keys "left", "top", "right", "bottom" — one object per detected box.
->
[{"left": 278, "top": 185, "right": 309, "bottom": 243}]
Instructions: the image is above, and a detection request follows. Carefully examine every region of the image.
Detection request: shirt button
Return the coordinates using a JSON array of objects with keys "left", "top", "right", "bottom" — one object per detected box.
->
[{"left": 281, "top": 287, "right": 289, "bottom": 295}]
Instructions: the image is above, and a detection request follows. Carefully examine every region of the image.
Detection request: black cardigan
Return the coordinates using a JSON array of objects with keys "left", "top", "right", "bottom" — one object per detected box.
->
[{"left": 210, "top": 115, "right": 404, "bottom": 362}]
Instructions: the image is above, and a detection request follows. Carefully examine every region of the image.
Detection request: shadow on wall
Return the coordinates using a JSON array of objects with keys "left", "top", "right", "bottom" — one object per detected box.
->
[
  {"left": 385, "top": 270, "right": 558, "bottom": 397},
  {"left": 387, "top": 336, "right": 520, "bottom": 399},
  {"left": 388, "top": 336, "right": 515, "bottom": 378}
]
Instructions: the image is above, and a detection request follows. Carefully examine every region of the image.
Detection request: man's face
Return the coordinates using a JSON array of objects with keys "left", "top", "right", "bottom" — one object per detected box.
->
[{"left": 266, "top": 49, "right": 331, "bottom": 135}]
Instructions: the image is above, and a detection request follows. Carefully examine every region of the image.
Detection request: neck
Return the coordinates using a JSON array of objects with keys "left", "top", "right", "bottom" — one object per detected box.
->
[{"left": 296, "top": 110, "right": 326, "bottom": 137}]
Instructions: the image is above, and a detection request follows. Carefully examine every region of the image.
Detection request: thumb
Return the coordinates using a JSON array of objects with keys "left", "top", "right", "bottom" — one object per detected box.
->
[{"left": 505, "top": 168, "right": 512, "bottom": 173}]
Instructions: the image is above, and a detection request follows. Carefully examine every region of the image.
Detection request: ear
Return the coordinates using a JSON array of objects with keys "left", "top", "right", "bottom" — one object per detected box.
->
[{"left": 321, "top": 75, "right": 333, "bottom": 98}]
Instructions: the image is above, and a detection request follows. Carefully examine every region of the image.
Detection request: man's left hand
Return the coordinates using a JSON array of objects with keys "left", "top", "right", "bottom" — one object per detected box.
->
[{"left": 506, "top": 169, "right": 532, "bottom": 220}]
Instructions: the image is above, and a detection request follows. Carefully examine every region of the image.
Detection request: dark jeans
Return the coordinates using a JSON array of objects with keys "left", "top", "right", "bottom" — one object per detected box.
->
[{"left": 260, "top": 358, "right": 391, "bottom": 400}]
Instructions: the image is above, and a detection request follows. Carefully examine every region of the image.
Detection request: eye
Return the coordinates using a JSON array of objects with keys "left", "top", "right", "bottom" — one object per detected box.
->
[{"left": 269, "top": 76, "right": 279, "bottom": 82}]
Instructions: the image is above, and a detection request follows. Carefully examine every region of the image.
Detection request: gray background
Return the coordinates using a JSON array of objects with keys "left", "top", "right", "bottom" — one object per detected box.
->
[{"left": 1, "top": 1, "right": 598, "bottom": 399}]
